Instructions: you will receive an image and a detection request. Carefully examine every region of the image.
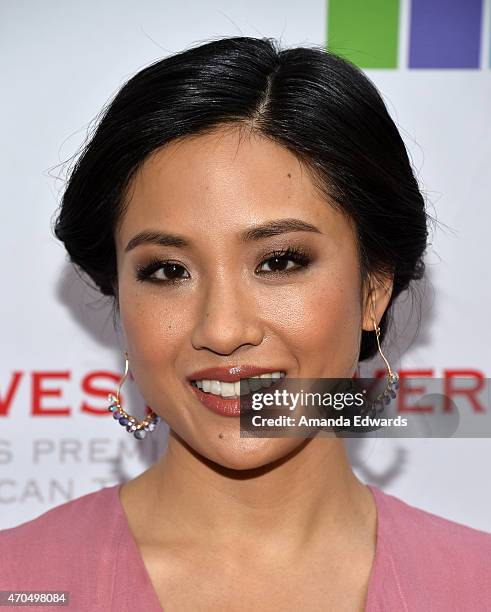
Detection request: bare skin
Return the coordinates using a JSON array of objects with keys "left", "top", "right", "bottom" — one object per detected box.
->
[{"left": 114, "top": 125, "right": 393, "bottom": 611}]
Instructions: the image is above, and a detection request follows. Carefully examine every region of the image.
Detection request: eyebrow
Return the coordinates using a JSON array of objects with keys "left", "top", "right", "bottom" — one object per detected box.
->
[{"left": 124, "top": 218, "right": 323, "bottom": 253}]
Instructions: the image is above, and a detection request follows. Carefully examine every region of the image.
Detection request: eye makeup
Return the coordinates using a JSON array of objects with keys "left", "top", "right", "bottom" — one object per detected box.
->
[{"left": 134, "top": 243, "right": 315, "bottom": 285}]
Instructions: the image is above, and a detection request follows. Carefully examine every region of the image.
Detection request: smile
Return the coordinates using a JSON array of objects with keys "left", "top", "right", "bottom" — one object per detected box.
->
[
  {"left": 190, "top": 372, "right": 286, "bottom": 399},
  {"left": 187, "top": 366, "right": 288, "bottom": 417}
]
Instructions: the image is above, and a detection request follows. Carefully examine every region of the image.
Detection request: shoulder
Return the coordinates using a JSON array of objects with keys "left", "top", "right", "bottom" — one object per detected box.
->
[
  {"left": 369, "top": 485, "right": 491, "bottom": 608},
  {"left": 371, "top": 484, "right": 491, "bottom": 556},
  {"left": 0, "top": 484, "right": 123, "bottom": 593}
]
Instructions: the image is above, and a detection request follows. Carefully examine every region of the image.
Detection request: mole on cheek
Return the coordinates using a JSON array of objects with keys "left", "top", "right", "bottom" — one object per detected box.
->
[{"left": 218, "top": 433, "right": 224, "bottom": 439}]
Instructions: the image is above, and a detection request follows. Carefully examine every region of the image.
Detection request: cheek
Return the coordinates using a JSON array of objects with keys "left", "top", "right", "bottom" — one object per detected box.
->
[
  {"left": 118, "top": 287, "right": 188, "bottom": 367},
  {"left": 272, "top": 267, "right": 362, "bottom": 376},
  {"left": 118, "top": 290, "right": 193, "bottom": 419}
]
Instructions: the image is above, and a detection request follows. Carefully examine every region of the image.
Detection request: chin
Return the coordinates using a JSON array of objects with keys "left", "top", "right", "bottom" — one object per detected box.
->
[{"left": 202, "top": 435, "right": 306, "bottom": 472}]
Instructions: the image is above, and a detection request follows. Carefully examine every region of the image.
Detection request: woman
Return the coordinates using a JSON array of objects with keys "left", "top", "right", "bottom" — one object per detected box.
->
[{"left": 1, "top": 36, "right": 490, "bottom": 611}]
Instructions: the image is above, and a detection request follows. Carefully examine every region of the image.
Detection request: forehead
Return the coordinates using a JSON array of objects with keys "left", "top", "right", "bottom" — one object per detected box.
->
[{"left": 116, "top": 126, "right": 351, "bottom": 249}]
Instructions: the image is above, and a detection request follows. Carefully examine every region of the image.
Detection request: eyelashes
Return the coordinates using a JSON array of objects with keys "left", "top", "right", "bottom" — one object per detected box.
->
[
  {"left": 256, "top": 246, "right": 312, "bottom": 275},
  {"left": 134, "top": 245, "right": 313, "bottom": 285},
  {"left": 135, "top": 257, "right": 188, "bottom": 283}
]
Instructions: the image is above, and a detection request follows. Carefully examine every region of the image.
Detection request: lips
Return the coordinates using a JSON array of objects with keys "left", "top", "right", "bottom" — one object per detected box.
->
[
  {"left": 187, "top": 365, "right": 286, "bottom": 383},
  {"left": 189, "top": 384, "right": 252, "bottom": 417},
  {"left": 186, "top": 364, "right": 287, "bottom": 417}
]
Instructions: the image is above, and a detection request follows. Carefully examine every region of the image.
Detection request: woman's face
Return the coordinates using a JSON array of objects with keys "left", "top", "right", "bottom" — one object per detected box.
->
[{"left": 115, "top": 126, "right": 387, "bottom": 468}]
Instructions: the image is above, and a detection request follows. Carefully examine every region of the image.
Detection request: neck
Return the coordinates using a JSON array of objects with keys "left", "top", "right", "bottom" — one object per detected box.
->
[{"left": 123, "top": 432, "right": 374, "bottom": 560}]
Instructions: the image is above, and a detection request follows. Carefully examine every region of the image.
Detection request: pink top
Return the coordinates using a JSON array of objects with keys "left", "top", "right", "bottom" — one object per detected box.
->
[{"left": 1, "top": 483, "right": 490, "bottom": 611}]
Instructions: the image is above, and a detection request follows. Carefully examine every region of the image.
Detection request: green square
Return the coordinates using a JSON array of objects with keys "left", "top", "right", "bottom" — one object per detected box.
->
[{"left": 327, "top": 0, "right": 400, "bottom": 69}]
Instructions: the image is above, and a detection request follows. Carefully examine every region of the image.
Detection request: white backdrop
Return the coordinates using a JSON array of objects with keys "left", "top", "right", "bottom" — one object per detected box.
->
[{"left": 1, "top": 0, "right": 490, "bottom": 531}]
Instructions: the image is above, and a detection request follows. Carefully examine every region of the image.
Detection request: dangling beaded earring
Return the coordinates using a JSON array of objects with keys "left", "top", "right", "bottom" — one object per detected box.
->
[
  {"left": 361, "top": 295, "right": 400, "bottom": 417},
  {"left": 107, "top": 351, "right": 161, "bottom": 440}
]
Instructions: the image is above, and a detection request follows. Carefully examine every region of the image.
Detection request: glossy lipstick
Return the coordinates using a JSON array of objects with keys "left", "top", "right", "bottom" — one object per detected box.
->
[
  {"left": 186, "top": 365, "right": 286, "bottom": 417},
  {"left": 187, "top": 365, "right": 286, "bottom": 383},
  {"left": 189, "top": 385, "right": 248, "bottom": 417}
]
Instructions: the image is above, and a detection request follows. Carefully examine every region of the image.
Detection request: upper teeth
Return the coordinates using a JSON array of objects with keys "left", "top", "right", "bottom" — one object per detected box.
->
[{"left": 193, "top": 372, "right": 285, "bottom": 398}]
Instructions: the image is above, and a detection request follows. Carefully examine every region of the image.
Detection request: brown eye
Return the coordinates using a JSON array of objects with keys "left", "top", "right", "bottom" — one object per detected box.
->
[
  {"left": 257, "top": 255, "right": 298, "bottom": 273},
  {"left": 152, "top": 263, "right": 189, "bottom": 281},
  {"left": 255, "top": 247, "right": 312, "bottom": 275},
  {"left": 135, "top": 259, "right": 190, "bottom": 283}
]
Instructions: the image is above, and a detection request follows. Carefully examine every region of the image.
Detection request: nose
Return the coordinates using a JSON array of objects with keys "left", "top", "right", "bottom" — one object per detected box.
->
[{"left": 191, "top": 273, "right": 264, "bottom": 355}]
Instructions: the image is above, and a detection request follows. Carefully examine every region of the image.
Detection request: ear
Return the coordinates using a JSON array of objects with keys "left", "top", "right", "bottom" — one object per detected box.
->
[{"left": 361, "top": 272, "right": 394, "bottom": 332}]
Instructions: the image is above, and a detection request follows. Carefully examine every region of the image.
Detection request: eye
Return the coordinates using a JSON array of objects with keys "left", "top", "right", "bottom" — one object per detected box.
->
[
  {"left": 256, "top": 247, "right": 312, "bottom": 275},
  {"left": 135, "top": 246, "right": 313, "bottom": 285},
  {"left": 135, "top": 258, "right": 190, "bottom": 283}
]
